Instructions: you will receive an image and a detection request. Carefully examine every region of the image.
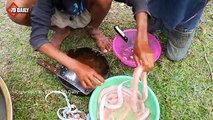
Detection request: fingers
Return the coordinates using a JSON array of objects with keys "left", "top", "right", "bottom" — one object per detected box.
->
[
  {"left": 81, "top": 73, "right": 104, "bottom": 89},
  {"left": 89, "top": 75, "right": 101, "bottom": 87},
  {"left": 81, "top": 81, "right": 89, "bottom": 89},
  {"left": 141, "top": 54, "right": 154, "bottom": 72},
  {"left": 81, "top": 81, "right": 93, "bottom": 89},
  {"left": 76, "top": 63, "right": 105, "bottom": 89},
  {"left": 134, "top": 51, "right": 154, "bottom": 72},
  {"left": 93, "top": 73, "right": 104, "bottom": 83},
  {"left": 134, "top": 54, "right": 141, "bottom": 66},
  {"left": 88, "top": 73, "right": 104, "bottom": 88},
  {"left": 82, "top": 78, "right": 94, "bottom": 89}
]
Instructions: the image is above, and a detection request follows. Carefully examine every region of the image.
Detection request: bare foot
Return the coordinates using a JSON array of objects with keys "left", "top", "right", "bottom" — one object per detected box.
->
[
  {"left": 51, "top": 27, "right": 71, "bottom": 49},
  {"left": 88, "top": 27, "right": 112, "bottom": 53}
]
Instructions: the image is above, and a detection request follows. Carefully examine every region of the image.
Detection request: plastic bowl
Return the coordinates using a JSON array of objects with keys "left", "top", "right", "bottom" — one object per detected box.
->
[
  {"left": 112, "top": 29, "right": 161, "bottom": 67},
  {"left": 89, "top": 75, "right": 160, "bottom": 120}
]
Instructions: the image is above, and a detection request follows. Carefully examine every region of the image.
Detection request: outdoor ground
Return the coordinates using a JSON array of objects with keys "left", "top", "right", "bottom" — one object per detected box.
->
[{"left": 0, "top": 0, "right": 213, "bottom": 120}]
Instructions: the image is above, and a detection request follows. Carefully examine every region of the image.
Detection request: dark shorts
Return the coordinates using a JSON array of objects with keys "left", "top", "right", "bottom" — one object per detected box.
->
[{"left": 148, "top": 11, "right": 203, "bottom": 61}]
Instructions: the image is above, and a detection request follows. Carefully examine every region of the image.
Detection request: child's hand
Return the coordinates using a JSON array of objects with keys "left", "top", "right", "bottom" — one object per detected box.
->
[
  {"left": 133, "top": 38, "right": 154, "bottom": 72},
  {"left": 74, "top": 62, "right": 104, "bottom": 89}
]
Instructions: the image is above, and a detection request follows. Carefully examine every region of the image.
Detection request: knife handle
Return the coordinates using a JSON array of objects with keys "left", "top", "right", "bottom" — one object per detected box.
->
[
  {"left": 36, "top": 59, "right": 58, "bottom": 74},
  {"left": 114, "top": 26, "right": 128, "bottom": 43}
]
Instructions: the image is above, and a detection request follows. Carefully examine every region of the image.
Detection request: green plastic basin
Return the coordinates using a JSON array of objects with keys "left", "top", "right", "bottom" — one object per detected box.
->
[{"left": 89, "top": 75, "right": 160, "bottom": 120}]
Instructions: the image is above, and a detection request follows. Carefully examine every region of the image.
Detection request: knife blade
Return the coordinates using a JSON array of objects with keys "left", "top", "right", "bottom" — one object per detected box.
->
[
  {"left": 36, "top": 59, "right": 92, "bottom": 95},
  {"left": 114, "top": 26, "right": 134, "bottom": 47}
]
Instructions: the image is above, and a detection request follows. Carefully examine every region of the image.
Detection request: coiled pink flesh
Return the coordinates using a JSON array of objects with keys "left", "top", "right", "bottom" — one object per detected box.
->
[{"left": 97, "top": 66, "right": 150, "bottom": 120}]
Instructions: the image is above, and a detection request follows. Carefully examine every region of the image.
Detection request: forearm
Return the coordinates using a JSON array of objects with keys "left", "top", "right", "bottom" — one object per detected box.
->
[
  {"left": 38, "top": 43, "right": 80, "bottom": 72},
  {"left": 135, "top": 12, "right": 148, "bottom": 43}
]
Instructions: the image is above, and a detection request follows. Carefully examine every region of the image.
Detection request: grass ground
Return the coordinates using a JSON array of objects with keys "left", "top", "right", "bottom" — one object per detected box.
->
[{"left": 0, "top": 1, "right": 213, "bottom": 120}]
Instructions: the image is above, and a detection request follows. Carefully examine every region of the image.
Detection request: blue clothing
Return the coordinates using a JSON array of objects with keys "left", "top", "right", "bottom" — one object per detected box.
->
[
  {"left": 147, "top": 0, "right": 207, "bottom": 61},
  {"left": 148, "top": 0, "right": 208, "bottom": 30},
  {"left": 148, "top": 16, "right": 198, "bottom": 61},
  {"left": 54, "top": 0, "right": 85, "bottom": 16}
]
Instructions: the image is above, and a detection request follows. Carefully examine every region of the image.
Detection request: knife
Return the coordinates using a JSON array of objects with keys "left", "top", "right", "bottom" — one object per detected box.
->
[
  {"left": 36, "top": 59, "right": 93, "bottom": 95},
  {"left": 114, "top": 26, "right": 134, "bottom": 47}
]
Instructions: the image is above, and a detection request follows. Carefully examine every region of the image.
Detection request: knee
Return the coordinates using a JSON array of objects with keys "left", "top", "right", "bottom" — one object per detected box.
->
[
  {"left": 7, "top": 12, "right": 30, "bottom": 26},
  {"left": 6, "top": 0, "right": 32, "bottom": 26}
]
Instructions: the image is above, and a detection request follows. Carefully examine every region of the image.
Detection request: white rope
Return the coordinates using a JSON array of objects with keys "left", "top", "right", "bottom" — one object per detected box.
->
[{"left": 45, "top": 91, "right": 84, "bottom": 120}]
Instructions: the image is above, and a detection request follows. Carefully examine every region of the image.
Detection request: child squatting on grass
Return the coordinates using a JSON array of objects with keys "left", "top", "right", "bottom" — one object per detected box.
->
[{"left": 6, "top": 0, "right": 208, "bottom": 89}]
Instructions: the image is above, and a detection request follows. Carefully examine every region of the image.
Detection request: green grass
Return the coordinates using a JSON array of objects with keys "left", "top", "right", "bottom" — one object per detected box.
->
[{"left": 0, "top": 1, "right": 213, "bottom": 120}]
